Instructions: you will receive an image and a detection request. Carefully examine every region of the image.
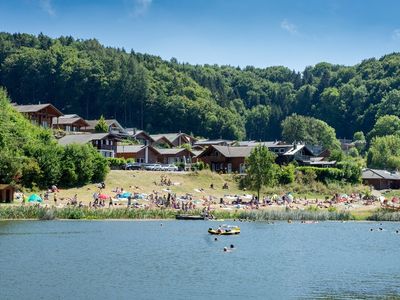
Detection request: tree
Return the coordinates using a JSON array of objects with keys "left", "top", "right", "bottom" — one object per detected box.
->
[
  {"left": 95, "top": 115, "right": 108, "bottom": 133},
  {"left": 377, "top": 90, "right": 400, "bottom": 117},
  {"left": 367, "top": 115, "right": 400, "bottom": 142},
  {"left": 245, "top": 145, "right": 278, "bottom": 201},
  {"left": 281, "top": 115, "right": 340, "bottom": 150},
  {"left": 245, "top": 105, "right": 271, "bottom": 140},
  {"left": 367, "top": 135, "right": 400, "bottom": 170}
]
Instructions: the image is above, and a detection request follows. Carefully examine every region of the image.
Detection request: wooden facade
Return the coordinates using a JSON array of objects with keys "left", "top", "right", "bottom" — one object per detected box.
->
[
  {"left": 14, "top": 104, "right": 63, "bottom": 128},
  {"left": 116, "top": 145, "right": 159, "bottom": 163},
  {"left": 0, "top": 184, "right": 15, "bottom": 203}
]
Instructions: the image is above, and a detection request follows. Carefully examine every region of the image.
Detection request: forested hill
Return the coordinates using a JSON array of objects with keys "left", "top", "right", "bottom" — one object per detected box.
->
[{"left": 1, "top": 32, "right": 400, "bottom": 140}]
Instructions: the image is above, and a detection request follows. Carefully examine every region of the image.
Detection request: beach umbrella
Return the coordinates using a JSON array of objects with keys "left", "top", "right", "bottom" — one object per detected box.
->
[
  {"left": 28, "top": 194, "right": 42, "bottom": 202},
  {"left": 99, "top": 193, "right": 109, "bottom": 200}
]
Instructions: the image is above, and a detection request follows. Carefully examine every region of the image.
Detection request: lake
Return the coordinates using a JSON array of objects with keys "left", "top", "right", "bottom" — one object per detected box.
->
[{"left": 0, "top": 220, "right": 399, "bottom": 299}]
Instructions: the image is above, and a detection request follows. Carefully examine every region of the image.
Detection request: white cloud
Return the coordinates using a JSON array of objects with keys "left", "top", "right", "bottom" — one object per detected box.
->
[
  {"left": 132, "top": 0, "right": 152, "bottom": 16},
  {"left": 280, "top": 19, "right": 298, "bottom": 35},
  {"left": 393, "top": 29, "right": 400, "bottom": 40},
  {"left": 39, "top": 0, "right": 55, "bottom": 16}
]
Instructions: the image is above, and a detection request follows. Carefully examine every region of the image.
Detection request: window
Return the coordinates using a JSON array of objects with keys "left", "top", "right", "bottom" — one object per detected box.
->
[{"left": 66, "top": 125, "right": 71, "bottom": 132}]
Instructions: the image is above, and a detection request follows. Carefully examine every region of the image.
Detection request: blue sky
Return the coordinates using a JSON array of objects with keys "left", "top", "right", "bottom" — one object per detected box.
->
[{"left": 0, "top": 0, "right": 399, "bottom": 70}]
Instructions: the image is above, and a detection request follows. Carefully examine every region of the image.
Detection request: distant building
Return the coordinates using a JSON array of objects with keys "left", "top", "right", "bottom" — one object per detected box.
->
[
  {"left": 58, "top": 133, "right": 119, "bottom": 158},
  {"left": 14, "top": 103, "right": 63, "bottom": 128},
  {"left": 83, "top": 119, "right": 125, "bottom": 134},
  {"left": 52, "top": 115, "right": 89, "bottom": 132},
  {"left": 156, "top": 148, "right": 195, "bottom": 164},
  {"left": 0, "top": 184, "right": 15, "bottom": 203},
  {"left": 126, "top": 129, "right": 155, "bottom": 145},
  {"left": 116, "top": 145, "right": 159, "bottom": 163},
  {"left": 362, "top": 168, "right": 400, "bottom": 190},
  {"left": 196, "top": 145, "right": 253, "bottom": 173},
  {"left": 151, "top": 132, "right": 196, "bottom": 147},
  {"left": 197, "top": 142, "right": 333, "bottom": 173}
]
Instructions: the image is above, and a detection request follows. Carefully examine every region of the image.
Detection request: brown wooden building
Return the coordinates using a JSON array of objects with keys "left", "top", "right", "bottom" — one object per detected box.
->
[
  {"left": 58, "top": 133, "right": 119, "bottom": 158},
  {"left": 362, "top": 168, "right": 400, "bottom": 190},
  {"left": 14, "top": 103, "right": 63, "bottom": 128},
  {"left": 0, "top": 184, "right": 15, "bottom": 203},
  {"left": 53, "top": 115, "right": 90, "bottom": 132},
  {"left": 116, "top": 145, "right": 159, "bottom": 163},
  {"left": 197, "top": 145, "right": 253, "bottom": 173},
  {"left": 156, "top": 148, "right": 195, "bottom": 164}
]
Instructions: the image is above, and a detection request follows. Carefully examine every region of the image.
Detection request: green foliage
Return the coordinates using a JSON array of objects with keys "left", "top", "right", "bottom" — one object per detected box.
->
[
  {"left": 367, "top": 135, "right": 400, "bottom": 170},
  {"left": 278, "top": 164, "right": 295, "bottom": 185},
  {"left": 245, "top": 145, "right": 278, "bottom": 199},
  {"left": 367, "top": 115, "right": 400, "bottom": 142},
  {"left": 329, "top": 149, "right": 344, "bottom": 162},
  {"left": 1, "top": 33, "right": 400, "bottom": 141},
  {"left": 95, "top": 115, "right": 108, "bottom": 133},
  {"left": 281, "top": 114, "right": 340, "bottom": 150},
  {"left": 296, "top": 167, "right": 344, "bottom": 183},
  {"left": 0, "top": 88, "right": 109, "bottom": 188},
  {"left": 60, "top": 144, "right": 109, "bottom": 187},
  {"left": 107, "top": 157, "right": 127, "bottom": 169}
]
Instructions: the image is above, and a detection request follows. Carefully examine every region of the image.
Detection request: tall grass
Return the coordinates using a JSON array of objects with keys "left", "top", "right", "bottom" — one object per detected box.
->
[
  {"left": 213, "top": 208, "right": 354, "bottom": 221},
  {"left": 0, "top": 206, "right": 177, "bottom": 220},
  {"left": 0, "top": 206, "right": 354, "bottom": 221},
  {"left": 367, "top": 209, "right": 400, "bottom": 221}
]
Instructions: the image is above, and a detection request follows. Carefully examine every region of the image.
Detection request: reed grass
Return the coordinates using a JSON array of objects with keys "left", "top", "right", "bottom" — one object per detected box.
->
[
  {"left": 0, "top": 205, "right": 354, "bottom": 221},
  {"left": 367, "top": 209, "right": 400, "bottom": 221}
]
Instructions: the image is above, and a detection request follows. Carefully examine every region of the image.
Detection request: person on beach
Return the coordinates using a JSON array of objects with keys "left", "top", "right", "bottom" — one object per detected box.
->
[
  {"left": 109, "top": 197, "right": 113, "bottom": 208},
  {"left": 54, "top": 193, "right": 57, "bottom": 205}
]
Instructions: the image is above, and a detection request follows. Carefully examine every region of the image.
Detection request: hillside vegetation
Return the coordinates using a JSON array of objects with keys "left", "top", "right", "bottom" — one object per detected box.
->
[
  {"left": 0, "top": 32, "right": 400, "bottom": 140},
  {"left": 0, "top": 89, "right": 108, "bottom": 188}
]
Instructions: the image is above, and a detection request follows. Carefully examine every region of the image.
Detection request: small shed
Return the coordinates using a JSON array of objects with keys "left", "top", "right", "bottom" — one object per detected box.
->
[{"left": 0, "top": 184, "right": 15, "bottom": 203}]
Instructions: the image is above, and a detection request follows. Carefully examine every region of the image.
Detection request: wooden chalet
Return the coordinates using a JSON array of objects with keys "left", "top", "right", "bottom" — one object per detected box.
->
[
  {"left": 116, "top": 145, "right": 159, "bottom": 163},
  {"left": 362, "top": 168, "right": 400, "bottom": 190},
  {"left": 197, "top": 145, "right": 253, "bottom": 173},
  {"left": 83, "top": 119, "right": 125, "bottom": 134},
  {"left": 151, "top": 132, "right": 196, "bottom": 147},
  {"left": 156, "top": 148, "right": 195, "bottom": 164},
  {"left": 58, "top": 133, "right": 119, "bottom": 158},
  {"left": 14, "top": 103, "right": 63, "bottom": 128},
  {"left": 52, "top": 114, "right": 89, "bottom": 132},
  {"left": 126, "top": 129, "right": 155, "bottom": 146}
]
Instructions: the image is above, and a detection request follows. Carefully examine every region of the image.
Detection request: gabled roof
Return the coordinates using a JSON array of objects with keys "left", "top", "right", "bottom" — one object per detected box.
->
[
  {"left": 156, "top": 148, "right": 194, "bottom": 156},
  {"left": 116, "top": 145, "right": 147, "bottom": 154},
  {"left": 194, "top": 139, "right": 234, "bottom": 146},
  {"left": 362, "top": 168, "right": 400, "bottom": 180},
  {"left": 58, "top": 133, "right": 114, "bottom": 146},
  {"left": 198, "top": 145, "right": 254, "bottom": 158},
  {"left": 14, "top": 103, "right": 63, "bottom": 117},
  {"left": 85, "top": 119, "right": 124, "bottom": 131},
  {"left": 151, "top": 132, "right": 195, "bottom": 144},
  {"left": 53, "top": 117, "right": 89, "bottom": 127}
]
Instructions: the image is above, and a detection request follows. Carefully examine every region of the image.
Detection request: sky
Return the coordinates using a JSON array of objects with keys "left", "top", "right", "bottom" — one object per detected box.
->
[{"left": 0, "top": 0, "right": 400, "bottom": 71}]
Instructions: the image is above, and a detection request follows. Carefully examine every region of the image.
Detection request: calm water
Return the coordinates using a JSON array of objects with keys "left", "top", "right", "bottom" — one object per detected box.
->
[{"left": 1, "top": 220, "right": 400, "bottom": 300}]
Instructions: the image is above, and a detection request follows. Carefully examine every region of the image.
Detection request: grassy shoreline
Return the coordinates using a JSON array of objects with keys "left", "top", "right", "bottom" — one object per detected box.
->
[{"left": 0, "top": 205, "right": 391, "bottom": 221}]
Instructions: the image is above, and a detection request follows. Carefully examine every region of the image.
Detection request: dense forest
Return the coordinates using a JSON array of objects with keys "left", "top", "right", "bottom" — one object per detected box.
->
[{"left": 1, "top": 32, "right": 400, "bottom": 140}]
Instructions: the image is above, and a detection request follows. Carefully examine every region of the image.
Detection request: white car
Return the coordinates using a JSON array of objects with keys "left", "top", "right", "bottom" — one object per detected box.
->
[
  {"left": 163, "top": 164, "right": 178, "bottom": 171},
  {"left": 146, "top": 164, "right": 162, "bottom": 171}
]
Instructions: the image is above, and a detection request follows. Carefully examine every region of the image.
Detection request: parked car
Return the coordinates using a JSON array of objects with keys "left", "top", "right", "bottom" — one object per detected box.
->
[
  {"left": 124, "top": 163, "right": 142, "bottom": 170},
  {"left": 146, "top": 164, "right": 162, "bottom": 171},
  {"left": 162, "top": 164, "right": 178, "bottom": 171}
]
